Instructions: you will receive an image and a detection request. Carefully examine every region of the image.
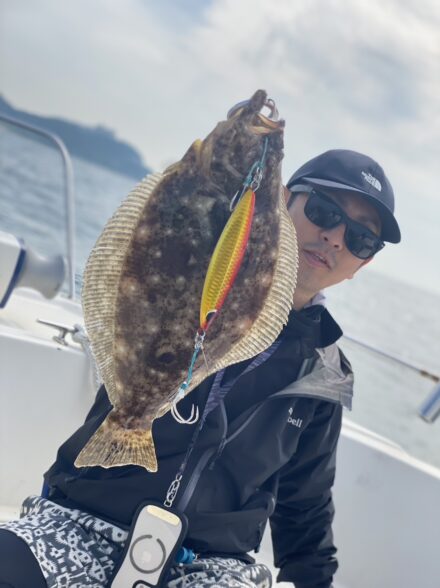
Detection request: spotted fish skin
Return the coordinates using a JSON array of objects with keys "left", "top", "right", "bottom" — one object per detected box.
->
[{"left": 75, "top": 89, "right": 298, "bottom": 472}]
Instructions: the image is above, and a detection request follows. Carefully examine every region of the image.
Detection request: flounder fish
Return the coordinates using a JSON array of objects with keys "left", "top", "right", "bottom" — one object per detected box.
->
[{"left": 75, "top": 89, "right": 298, "bottom": 472}]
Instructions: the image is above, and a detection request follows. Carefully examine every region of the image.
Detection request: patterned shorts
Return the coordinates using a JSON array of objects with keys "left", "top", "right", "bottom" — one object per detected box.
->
[
  {"left": 166, "top": 557, "right": 272, "bottom": 587},
  {"left": 1, "top": 495, "right": 272, "bottom": 588},
  {"left": 1, "top": 495, "right": 127, "bottom": 587}
]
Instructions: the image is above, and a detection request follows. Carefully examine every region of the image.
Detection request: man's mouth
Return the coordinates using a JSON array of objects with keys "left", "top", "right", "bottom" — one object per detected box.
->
[{"left": 302, "top": 249, "right": 332, "bottom": 269}]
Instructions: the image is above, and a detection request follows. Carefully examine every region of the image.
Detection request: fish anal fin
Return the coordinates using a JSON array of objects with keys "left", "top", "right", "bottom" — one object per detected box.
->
[{"left": 74, "top": 413, "right": 158, "bottom": 472}]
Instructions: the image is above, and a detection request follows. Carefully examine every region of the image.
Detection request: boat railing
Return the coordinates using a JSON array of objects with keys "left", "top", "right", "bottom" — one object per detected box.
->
[
  {"left": 0, "top": 113, "right": 76, "bottom": 299},
  {"left": 344, "top": 333, "right": 440, "bottom": 422}
]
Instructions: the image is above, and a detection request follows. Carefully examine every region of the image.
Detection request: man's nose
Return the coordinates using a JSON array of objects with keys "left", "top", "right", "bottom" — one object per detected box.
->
[{"left": 320, "top": 223, "right": 345, "bottom": 250}]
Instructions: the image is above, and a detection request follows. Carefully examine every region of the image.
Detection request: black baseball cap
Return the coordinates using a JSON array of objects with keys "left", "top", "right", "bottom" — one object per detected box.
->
[{"left": 286, "top": 149, "right": 401, "bottom": 243}]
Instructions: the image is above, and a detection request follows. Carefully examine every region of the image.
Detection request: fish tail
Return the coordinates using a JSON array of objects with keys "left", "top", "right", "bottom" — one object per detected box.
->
[{"left": 74, "top": 412, "right": 158, "bottom": 472}]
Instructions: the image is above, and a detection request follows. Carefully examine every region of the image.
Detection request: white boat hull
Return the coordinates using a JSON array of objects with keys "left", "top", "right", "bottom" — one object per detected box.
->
[
  {"left": 0, "top": 289, "right": 95, "bottom": 511},
  {"left": 258, "top": 422, "right": 440, "bottom": 588}
]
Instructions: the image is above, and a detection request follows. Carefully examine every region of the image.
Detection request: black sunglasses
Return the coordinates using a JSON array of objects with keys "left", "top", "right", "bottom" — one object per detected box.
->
[{"left": 301, "top": 189, "right": 385, "bottom": 259}]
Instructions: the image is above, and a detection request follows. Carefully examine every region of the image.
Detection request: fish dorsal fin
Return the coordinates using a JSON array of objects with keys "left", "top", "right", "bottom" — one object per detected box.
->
[{"left": 81, "top": 172, "right": 164, "bottom": 406}]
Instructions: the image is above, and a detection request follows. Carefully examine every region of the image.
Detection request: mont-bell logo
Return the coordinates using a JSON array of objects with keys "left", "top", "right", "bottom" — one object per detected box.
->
[
  {"left": 361, "top": 171, "right": 382, "bottom": 192},
  {"left": 287, "top": 407, "right": 303, "bottom": 428}
]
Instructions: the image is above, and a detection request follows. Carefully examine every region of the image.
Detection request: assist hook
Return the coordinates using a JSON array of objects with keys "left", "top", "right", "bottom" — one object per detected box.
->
[{"left": 227, "top": 97, "right": 279, "bottom": 121}]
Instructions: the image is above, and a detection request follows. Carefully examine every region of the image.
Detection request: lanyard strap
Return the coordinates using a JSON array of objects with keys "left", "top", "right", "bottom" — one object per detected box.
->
[
  {"left": 203, "top": 337, "right": 283, "bottom": 419},
  {"left": 164, "top": 337, "right": 283, "bottom": 508}
]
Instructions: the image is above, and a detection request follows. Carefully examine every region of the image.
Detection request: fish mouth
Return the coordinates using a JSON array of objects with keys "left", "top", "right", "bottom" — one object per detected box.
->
[
  {"left": 227, "top": 92, "right": 285, "bottom": 134},
  {"left": 249, "top": 113, "right": 284, "bottom": 134},
  {"left": 227, "top": 94, "right": 279, "bottom": 121}
]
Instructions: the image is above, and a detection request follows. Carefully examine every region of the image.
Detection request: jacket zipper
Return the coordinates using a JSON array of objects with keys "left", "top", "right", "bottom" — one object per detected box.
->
[{"left": 176, "top": 400, "right": 228, "bottom": 512}]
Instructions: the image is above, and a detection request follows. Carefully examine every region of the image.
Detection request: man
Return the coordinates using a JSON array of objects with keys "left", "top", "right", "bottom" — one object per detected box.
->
[{"left": 0, "top": 149, "right": 400, "bottom": 588}]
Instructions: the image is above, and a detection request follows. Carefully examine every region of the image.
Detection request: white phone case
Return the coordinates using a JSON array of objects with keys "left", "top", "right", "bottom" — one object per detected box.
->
[{"left": 110, "top": 503, "right": 188, "bottom": 588}]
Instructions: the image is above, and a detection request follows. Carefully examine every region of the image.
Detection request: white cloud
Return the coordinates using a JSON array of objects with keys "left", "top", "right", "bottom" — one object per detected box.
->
[{"left": 1, "top": 0, "right": 440, "bottom": 292}]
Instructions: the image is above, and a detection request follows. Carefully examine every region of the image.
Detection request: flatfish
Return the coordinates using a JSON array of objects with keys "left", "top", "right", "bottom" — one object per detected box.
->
[{"left": 75, "top": 89, "right": 298, "bottom": 472}]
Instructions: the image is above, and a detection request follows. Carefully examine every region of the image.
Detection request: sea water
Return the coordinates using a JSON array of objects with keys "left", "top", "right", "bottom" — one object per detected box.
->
[{"left": 1, "top": 125, "right": 439, "bottom": 468}]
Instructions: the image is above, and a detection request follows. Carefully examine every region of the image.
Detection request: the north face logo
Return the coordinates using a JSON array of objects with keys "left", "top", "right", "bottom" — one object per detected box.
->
[
  {"left": 287, "top": 407, "right": 303, "bottom": 428},
  {"left": 361, "top": 171, "right": 382, "bottom": 191}
]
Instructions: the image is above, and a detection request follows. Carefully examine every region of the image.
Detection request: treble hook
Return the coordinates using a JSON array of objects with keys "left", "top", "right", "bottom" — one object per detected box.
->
[
  {"left": 170, "top": 383, "right": 200, "bottom": 425},
  {"left": 171, "top": 394, "right": 199, "bottom": 425},
  {"left": 171, "top": 401, "right": 199, "bottom": 425}
]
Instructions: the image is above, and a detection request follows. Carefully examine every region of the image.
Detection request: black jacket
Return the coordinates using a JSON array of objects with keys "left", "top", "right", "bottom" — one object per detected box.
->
[{"left": 44, "top": 306, "right": 352, "bottom": 588}]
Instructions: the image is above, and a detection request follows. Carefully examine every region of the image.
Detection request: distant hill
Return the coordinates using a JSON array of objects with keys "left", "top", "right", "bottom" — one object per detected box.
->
[{"left": 0, "top": 96, "right": 151, "bottom": 179}]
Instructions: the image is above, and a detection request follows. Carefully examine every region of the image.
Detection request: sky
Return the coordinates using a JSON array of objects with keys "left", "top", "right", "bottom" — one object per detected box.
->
[{"left": 1, "top": 0, "right": 440, "bottom": 294}]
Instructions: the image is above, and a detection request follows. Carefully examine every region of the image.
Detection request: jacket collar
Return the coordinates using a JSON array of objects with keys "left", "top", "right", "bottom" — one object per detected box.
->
[
  {"left": 282, "top": 305, "right": 343, "bottom": 349},
  {"left": 269, "top": 343, "right": 353, "bottom": 410}
]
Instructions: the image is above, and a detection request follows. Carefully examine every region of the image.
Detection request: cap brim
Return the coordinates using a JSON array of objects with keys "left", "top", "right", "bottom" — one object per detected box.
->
[{"left": 301, "top": 177, "right": 401, "bottom": 243}]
